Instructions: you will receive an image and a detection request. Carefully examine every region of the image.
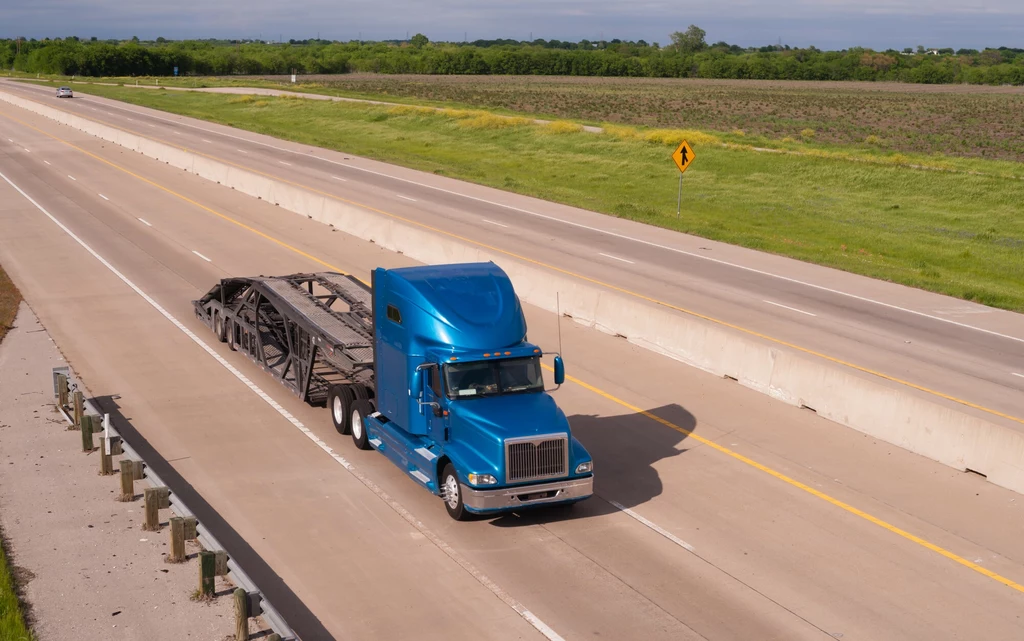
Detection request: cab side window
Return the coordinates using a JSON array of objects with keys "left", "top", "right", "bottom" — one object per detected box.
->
[
  {"left": 427, "top": 365, "right": 443, "bottom": 397},
  {"left": 386, "top": 304, "right": 402, "bottom": 325}
]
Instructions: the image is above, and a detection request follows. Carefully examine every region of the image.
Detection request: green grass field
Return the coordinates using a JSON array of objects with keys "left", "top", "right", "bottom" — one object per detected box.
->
[{"left": 16, "top": 81, "right": 1024, "bottom": 311}]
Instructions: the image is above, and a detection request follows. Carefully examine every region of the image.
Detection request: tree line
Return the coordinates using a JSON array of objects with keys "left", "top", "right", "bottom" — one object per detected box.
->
[{"left": 2, "top": 33, "right": 1022, "bottom": 86}]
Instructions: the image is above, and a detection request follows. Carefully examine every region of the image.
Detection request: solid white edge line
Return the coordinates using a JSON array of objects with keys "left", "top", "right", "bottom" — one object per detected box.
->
[
  {"left": 191, "top": 250, "right": 212, "bottom": 262},
  {"left": 763, "top": 300, "right": 817, "bottom": 317},
  {"left": 482, "top": 219, "right": 508, "bottom": 228},
  {"left": 99, "top": 194, "right": 109, "bottom": 201},
  {"left": 0, "top": 169, "right": 565, "bottom": 641},
  {"left": 16, "top": 82, "right": 1018, "bottom": 344},
  {"left": 607, "top": 500, "right": 695, "bottom": 553},
  {"left": 137, "top": 218, "right": 152, "bottom": 226},
  {"left": 599, "top": 252, "right": 635, "bottom": 265}
]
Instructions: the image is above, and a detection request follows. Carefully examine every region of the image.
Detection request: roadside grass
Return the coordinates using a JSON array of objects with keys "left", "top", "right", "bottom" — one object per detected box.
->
[
  {"left": 0, "top": 267, "right": 31, "bottom": 640},
  {"left": 0, "top": 266, "right": 20, "bottom": 344},
  {"left": 0, "top": 525, "right": 34, "bottom": 641},
  {"left": 18, "top": 82, "right": 1024, "bottom": 312}
]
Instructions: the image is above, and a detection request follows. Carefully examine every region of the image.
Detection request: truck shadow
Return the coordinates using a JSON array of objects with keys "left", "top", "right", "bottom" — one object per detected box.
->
[{"left": 487, "top": 403, "right": 695, "bottom": 527}]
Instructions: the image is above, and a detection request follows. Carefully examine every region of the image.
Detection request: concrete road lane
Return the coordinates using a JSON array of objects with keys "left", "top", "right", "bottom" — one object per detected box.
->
[
  {"left": 3, "top": 98, "right": 1024, "bottom": 641},
  {"left": 3, "top": 79, "right": 1023, "bottom": 432}
]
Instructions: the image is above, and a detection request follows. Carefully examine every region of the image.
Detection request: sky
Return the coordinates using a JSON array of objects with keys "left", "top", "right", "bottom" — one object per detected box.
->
[{"left": 4, "top": 0, "right": 1022, "bottom": 51}]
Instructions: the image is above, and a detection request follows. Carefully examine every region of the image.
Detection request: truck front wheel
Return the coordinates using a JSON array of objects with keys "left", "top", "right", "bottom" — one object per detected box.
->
[{"left": 441, "top": 463, "right": 468, "bottom": 521}]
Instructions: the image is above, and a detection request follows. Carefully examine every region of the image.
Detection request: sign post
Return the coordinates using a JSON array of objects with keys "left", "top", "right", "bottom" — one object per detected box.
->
[{"left": 671, "top": 140, "right": 696, "bottom": 218}]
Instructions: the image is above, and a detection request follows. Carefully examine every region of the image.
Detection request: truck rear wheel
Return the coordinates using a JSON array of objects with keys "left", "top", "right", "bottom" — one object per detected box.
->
[
  {"left": 441, "top": 463, "right": 468, "bottom": 521},
  {"left": 328, "top": 385, "right": 355, "bottom": 435},
  {"left": 350, "top": 399, "right": 373, "bottom": 450}
]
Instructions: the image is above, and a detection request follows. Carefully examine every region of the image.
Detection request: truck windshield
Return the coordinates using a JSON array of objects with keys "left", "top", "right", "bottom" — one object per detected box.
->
[{"left": 444, "top": 357, "right": 544, "bottom": 399}]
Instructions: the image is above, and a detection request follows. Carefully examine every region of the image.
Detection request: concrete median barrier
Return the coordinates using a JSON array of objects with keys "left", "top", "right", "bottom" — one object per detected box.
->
[{"left": 4, "top": 87, "right": 1023, "bottom": 495}]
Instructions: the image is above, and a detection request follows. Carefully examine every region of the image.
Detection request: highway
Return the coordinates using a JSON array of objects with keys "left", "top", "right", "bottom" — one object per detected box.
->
[
  {"left": 3, "top": 79, "right": 1023, "bottom": 434},
  {"left": 1, "top": 90, "right": 1024, "bottom": 640}
]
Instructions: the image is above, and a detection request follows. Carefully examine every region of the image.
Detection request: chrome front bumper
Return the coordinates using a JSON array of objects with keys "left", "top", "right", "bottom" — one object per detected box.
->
[{"left": 461, "top": 476, "right": 593, "bottom": 512}]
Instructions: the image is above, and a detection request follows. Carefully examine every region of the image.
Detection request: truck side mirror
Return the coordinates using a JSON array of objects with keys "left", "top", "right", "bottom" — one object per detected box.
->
[{"left": 554, "top": 355, "right": 565, "bottom": 386}]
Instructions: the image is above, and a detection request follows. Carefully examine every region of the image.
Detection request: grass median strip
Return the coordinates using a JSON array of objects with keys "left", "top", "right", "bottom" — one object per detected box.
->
[{"left": 19, "top": 81, "right": 1024, "bottom": 311}]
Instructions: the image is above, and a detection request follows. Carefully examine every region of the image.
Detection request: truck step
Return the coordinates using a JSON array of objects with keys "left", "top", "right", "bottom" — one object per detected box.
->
[
  {"left": 414, "top": 447, "right": 437, "bottom": 462},
  {"left": 409, "top": 470, "right": 430, "bottom": 485},
  {"left": 369, "top": 438, "right": 383, "bottom": 449}
]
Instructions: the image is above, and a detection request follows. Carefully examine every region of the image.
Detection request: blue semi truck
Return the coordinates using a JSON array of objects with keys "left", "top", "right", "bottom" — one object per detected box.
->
[{"left": 194, "top": 262, "right": 593, "bottom": 520}]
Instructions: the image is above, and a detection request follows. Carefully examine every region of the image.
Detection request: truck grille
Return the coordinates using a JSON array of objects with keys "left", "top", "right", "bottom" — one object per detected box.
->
[{"left": 505, "top": 434, "right": 568, "bottom": 483}]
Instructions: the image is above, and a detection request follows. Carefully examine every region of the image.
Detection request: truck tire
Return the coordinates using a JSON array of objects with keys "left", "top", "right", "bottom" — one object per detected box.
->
[
  {"left": 213, "top": 312, "right": 226, "bottom": 343},
  {"left": 226, "top": 319, "right": 237, "bottom": 351},
  {"left": 350, "top": 399, "right": 373, "bottom": 450},
  {"left": 440, "top": 463, "right": 468, "bottom": 521},
  {"left": 328, "top": 385, "right": 355, "bottom": 435},
  {"left": 351, "top": 383, "right": 369, "bottom": 401}
]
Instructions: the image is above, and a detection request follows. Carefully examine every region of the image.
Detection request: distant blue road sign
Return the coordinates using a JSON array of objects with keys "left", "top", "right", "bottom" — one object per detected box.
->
[{"left": 173, "top": 66, "right": 178, "bottom": 76}]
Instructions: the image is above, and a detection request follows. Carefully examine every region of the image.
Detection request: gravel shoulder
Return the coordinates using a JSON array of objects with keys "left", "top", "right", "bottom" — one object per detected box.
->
[{"left": 0, "top": 302, "right": 241, "bottom": 640}]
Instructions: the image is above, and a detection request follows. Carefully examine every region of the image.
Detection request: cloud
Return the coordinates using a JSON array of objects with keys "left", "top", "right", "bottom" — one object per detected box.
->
[{"left": 3, "top": 0, "right": 1022, "bottom": 49}]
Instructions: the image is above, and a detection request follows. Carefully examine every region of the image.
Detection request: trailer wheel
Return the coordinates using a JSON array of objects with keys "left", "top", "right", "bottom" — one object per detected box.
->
[
  {"left": 226, "top": 319, "right": 237, "bottom": 351},
  {"left": 213, "top": 312, "right": 226, "bottom": 343},
  {"left": 328, "top": 385, "right": 355, "bottom": 435},
  {"left": 350, "top": 399, "right": 373, "bottom": 450},
  {"left": 440, "top": 463, "right": 468, "bottom": 521}
]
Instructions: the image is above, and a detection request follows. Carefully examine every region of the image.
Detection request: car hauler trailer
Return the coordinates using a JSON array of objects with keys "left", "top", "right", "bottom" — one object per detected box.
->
[{"left": 193, "top": 262, "right": 593, "bottom": 520}]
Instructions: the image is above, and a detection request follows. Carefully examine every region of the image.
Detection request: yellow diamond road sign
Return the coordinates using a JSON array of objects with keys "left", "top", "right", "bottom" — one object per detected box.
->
[{"left": 672, "top": 140, "right": 696, "bottom": 174}]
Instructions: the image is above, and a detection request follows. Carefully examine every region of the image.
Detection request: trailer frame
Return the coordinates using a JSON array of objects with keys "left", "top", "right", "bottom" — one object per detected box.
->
[{"left": 193, "top": 272, "right": 375, "bottom": 406}]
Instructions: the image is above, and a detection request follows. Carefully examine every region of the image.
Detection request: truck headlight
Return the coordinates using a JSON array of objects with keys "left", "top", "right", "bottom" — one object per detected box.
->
[
  {"left": 468, "top": 473, "right": 497, "bottom": 486},
  {"left": 575, "top": 461, "right": 593, "bottom": 474}
]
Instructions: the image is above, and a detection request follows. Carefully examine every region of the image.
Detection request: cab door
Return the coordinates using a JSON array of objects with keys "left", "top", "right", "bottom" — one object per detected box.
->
[{"left": 423, "top": 364, "right": 449, "bottom": 444}]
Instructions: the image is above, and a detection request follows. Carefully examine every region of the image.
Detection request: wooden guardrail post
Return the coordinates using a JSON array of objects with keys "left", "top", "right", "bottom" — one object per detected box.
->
[
  {"left": 199, "top": 550, "right": 216, "bottom": 597},
  {"left": 168, "top": 517, "right": 186, "bottom": 563},
  {"left": 234, "top": 587, "right": 249, "bottom": 640},
  {"left": 80, "top": 415, "right": 95, "bottom": 452},
  {"left": 57, "top": 374, "right": 69, "bottom": 407},
  {"left": 144, "top": 488, "right": 160, "bottom": 530},
  {"left": 119, "top": 459, "right": 134, "bottom": 501},
  {"left": 99, "top": 438, "right": 113, "bottom": 475},
  {"left": 132, "top": 460, "right": 145, "bottom": 480},
  {"left": 183, "top": 516, "right": 197, "bottom": 541},
  {"left": 72, "top": 391, "right": 84, "bottom": 429},
  {"left": 143, "top": 487, "right": 170, "bottom": 531}
]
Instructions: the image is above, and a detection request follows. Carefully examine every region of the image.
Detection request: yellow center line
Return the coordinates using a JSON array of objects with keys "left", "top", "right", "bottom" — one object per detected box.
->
[
  {"left": 0, "top": 108, "right": 368, "bottom": 286},
  {"left": 5, "top": 100, "right": 1024, "bottom": 596},
  {"left": 543, "top": 364, "right": 1024, "bottom": 594},
  {"left": 8, "top": 88, "right": 1019, "bottom": 428}
]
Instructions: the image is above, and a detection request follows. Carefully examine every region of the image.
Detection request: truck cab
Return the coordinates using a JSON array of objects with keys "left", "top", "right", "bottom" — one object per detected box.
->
[{"left": 363, "top": 262, "right": 594, "bottom": 519}]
